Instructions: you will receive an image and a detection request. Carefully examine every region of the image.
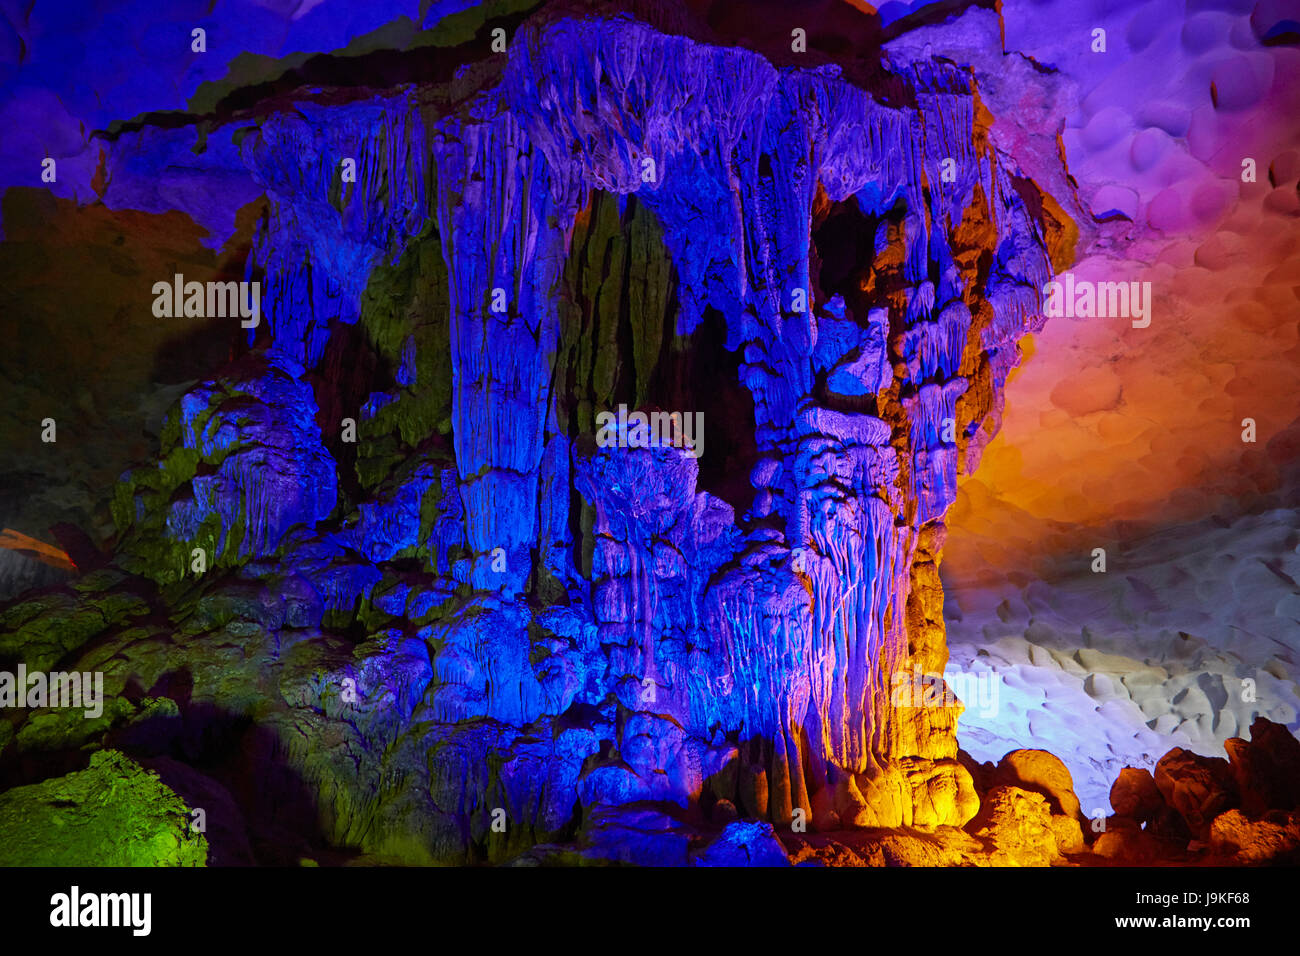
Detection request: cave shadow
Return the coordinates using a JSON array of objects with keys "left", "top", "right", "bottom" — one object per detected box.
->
[
  {"left": 102, "top": 684, "right": 354, "bottom": 867},
  {"left": 0, "top": 671, "right": 352, "bottom": 867}
]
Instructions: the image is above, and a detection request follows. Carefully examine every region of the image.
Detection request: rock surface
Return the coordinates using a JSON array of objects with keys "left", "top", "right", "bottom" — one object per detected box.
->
[
  {"left": 1109, "top": 767, "right": 1164, "bottom": 825},
  {"left": 0, "top": 750, "right": 207, "bottom": 866},
  {"left": 0, "top": 0, "right": 1295, "bottom": 869}
]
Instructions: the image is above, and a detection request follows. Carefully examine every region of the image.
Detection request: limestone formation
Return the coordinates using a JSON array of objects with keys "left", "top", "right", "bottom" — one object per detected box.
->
[{"left": 0, "top": 0, "right": 1294, "bottom": 872}]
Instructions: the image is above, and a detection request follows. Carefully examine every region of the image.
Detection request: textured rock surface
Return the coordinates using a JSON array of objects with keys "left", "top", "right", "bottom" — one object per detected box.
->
[
  {"left": 968, "top": 786, "right": 1067, "bottom": 867},
  {"left": 992, "top": 749, "right": 1083, "bottom": 821},
  {"left": 693, "top": 821, "right": 790, "bottom": 867},
  {"left": 1094, "top": 717, "right": 1300, "bottom": 864},
  {"left": 931, "top": 0, "right": 1300, "bottom": 821},
  {"left": 1109, "top": 766, "right": 1164, "bottom": 825},
  {"left": 1209, "top": 809, "right": 1300, "bottom": 864},
  {"left": 0, "top": 5, "right": 1064, "bottom": 862},
  {"left": 1225, "top": 716, "right": 1300, "bottom": 816},
  {"left": 947, "top": 504, "right": 1300, "bottom": 817},
  {"left": 0, "top": 749, "right": 207, "bottom": 866},
  {"left": 1153, "top": 747, "right": 1239, "bottom": 839}
]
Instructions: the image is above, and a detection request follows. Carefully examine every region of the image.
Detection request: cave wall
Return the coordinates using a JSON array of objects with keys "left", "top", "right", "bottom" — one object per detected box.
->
[
  {"left": 85, "top": 12, "right": 1062, "bottom": 843},
  {"left": 0, "top": 2, "right": 1086, "bottom": 863}
]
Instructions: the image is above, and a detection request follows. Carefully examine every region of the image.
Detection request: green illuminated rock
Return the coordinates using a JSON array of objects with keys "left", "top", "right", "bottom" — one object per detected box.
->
[{"left": 0, "top": 749, "right": 208, "bottom": 866}]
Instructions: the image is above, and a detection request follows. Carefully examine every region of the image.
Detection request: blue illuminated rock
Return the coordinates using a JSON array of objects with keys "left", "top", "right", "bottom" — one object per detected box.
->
[{"left": 3, "top": 7, "right": 1072, "bottom": 864}]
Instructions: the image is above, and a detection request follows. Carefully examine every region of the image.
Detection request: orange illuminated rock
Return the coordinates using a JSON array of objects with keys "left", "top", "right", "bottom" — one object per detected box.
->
[
  {"left": 993, "top": 749, "right": 1083, "bottom": 821},
  {"left": 1109, "top": 766, "right": 1164, "bottom": 824},
  {"left": 968, "top": 786, "right": 1065, "bottom": 866},
  {"left": 1049, "top": 814, "right": 1085, "bottom": 855},
  {"left": 1092, "top": 817, "right": 1160, "bottom": 863},
  {"left": 785, "top": 827, "right": 991, "bottom": 867},
  {"left": 1223, "top": 718, "right": 1300, "bottom": 816},
  {"left": 1208, "top": 809, "right": 1300, "bottom": 864},
  {"left": 1153, "top": 748, "right": 1239, "bottom": 838}
]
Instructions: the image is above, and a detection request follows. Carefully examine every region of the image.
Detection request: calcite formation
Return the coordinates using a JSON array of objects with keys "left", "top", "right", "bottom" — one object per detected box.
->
[{"left": 0, "top": 7, "right": 1078, "bottom": 863}]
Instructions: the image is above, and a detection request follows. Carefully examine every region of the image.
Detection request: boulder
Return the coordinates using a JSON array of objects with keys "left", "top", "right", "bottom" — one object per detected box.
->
[
  {"left": 969, "top": 786, "right": 1064, "bottom": 866},
  {"left": 1209, "top": 809, "right": 1300, "bottom": 864},
  {"left": 1049, "top": 814, "right": 1085, "bottom": 854},
  {"left": 993, "top": 749, "right": 1083, "bottom": 820},
  {"left": 577, "top": 805, "right": 693, "bottom": 866},
  {"left": 0, "top": 750, "right": 208, "bottom": 866},
  {"left": 711, "top": 798, "right": 739, "bottom": 825},
  {"left": 1153, "top": 748, "right": 1239, "bottom": 837},
  {"left": 1092, "top": 817, "right": 1161, "bottom": 863},
  {"left": 693, "top": 821, "right": 790, "bottom": 867},
  {"left": 1224, "top": 718, "right": 1300, "bottom": 815},
  {"left": 1109, "top": 766, "right": 1165, "bottom": 823}
]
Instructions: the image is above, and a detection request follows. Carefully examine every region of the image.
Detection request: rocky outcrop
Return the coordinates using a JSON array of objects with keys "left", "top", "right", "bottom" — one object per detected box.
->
[
  {"left": 1224, "top": 717, "right": 1300, "bottom": 816},
  {"left": 1209, "top": 810, "right": 1300, "bottom": 865},
  {"left": 968, "top": 787, "right": 1068, "bottom": 867},
  {"left": 1152, "top": 748, "right": 1239, "bottom": 840},
  {"left": 1109, "top": 767, "right": 1163, "bottom": 825},
  {"left": 0, "top": 750, "right": 207, "bottom": 866},
  {"left": 112, "top": 353, "right": 339, "bottom": 580},
  {"left": 2, "top": 4, "right": 1083, "bottom": 865},
  {"left": 992, "top": 749, "right": 1083, "bottom": 822},
  {"left": 1098, "top": 718, "right": 1300, "bottom": 865}
]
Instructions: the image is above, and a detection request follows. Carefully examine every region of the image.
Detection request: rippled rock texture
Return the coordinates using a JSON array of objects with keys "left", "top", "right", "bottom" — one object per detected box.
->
[{"left": 0, "top": 6, "right": 1078, "bottom": 864}]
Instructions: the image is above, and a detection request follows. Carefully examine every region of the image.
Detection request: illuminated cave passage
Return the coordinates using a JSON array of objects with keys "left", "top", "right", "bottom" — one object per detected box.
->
[{"left": 0, "top": 0, "right": 1298, "bottom": 871}]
